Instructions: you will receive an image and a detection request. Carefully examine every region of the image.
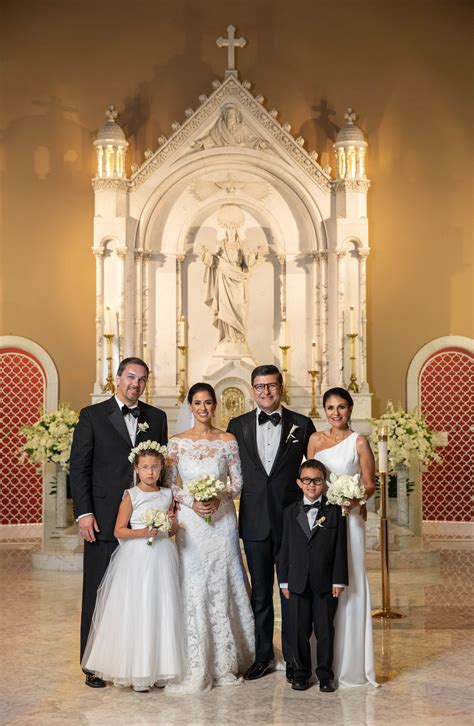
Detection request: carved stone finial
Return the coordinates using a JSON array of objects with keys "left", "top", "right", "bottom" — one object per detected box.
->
[
  {"left": 282, "top": 122, "right": 292, "bottom": 133},
  {"left": 296, "top": 136, "right": 305, "bottom": 147},
  {"left": 212, "top": 80, "right": 221, "bottom": 90},
  {"left": 171, "top": 121, "right": 181, "bottom": 132},
  {"left": 144, "top": 149, "right": 154, "bottom": 159},
  {"left": 269, "top": 108, "right": 278, "bottom": 118},
  {"left": 131, "top": 163, "right": 140, "bottom": 174},
  {"left": 158, "top": 135, "right": 167, "bottom": 146},
  {"left": 255, "top": 94, "right": 264, "bottom": 104},
  {"left": 242, "top": 80, "right": 251, "bottom": 90},
  {"left": 105, "top": 105, "right": 118, "bottom": 122},
  {"left": 216, "top": 24, "right": 246, "bottom": 77},
  {"left": 344, "top": 107, "right": 356, "bottom": 125},
  {"left": 309, "top": 150, "right": 319, "bottom": 161},
  {"left": 199, "top": 94, "right": 208, "bottom": 104},
  {"left": 185, "top": 108, "right": 194, "bottom": 118}
]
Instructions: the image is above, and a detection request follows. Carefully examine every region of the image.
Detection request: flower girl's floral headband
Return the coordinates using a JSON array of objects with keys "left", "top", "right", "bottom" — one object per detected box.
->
[{"left": 128, "top": 440, "right": 168, "bottom": 465}]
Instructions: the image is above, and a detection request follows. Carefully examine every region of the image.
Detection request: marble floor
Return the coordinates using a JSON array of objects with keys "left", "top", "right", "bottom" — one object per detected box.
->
[{"left": 1, "top": 542, "right": 473, "bottom": 726}]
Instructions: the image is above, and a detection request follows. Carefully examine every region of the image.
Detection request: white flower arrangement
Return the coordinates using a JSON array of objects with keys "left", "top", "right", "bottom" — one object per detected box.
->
[
  {"left": 326, "top": 473, "right": 366, "bottom": 516},
  {"left": 141, "top": 508, "right": 173, "bottom": 545},
  {"left": 185, "top": 475, "right": 226, "bottom": 524},
  {"left": 19, "top": 403, "right": 79, "bottom": 473},
  {"left": 137, "top": 422, "right": 149, "bottom": 433},
  {"left": 369, "top": 401, "right": 441, "bottom": 470},
  {"left": 128, "top": 440, "right": 168, "bottom": 464}
]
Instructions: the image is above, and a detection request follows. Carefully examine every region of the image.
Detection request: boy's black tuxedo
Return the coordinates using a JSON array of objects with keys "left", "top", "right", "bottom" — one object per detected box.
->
[
  {"left": 227, "top": 407, "right": 315, "bottom": 664},
  {"left": 70, "top": 396, "right": 168, "bottom": 659},
  {"left": 279, "top": 496, "right": 348, "bottom": 682}
]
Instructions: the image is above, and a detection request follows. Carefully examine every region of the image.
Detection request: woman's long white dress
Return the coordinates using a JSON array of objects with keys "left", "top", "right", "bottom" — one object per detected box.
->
[
  {"left": 81, "top": 486, "right": 185, "bottom": 689},
  {"left": 164, "top": 437, "right": 255, "bottom": 693},
  {"left": 316, "top": 432, "right": 379, "bottom": 687}
]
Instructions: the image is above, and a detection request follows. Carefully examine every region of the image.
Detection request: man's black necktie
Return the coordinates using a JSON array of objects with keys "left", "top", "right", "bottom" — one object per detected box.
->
[
  {"left": 122, "top": 405, "right": 140, "bottom": 418},
  {"left": 303, "top": 501, "right": 321, "bottom": 513},
  {"left": 258, "top": 411, "right": 281, "bottom": 426}
]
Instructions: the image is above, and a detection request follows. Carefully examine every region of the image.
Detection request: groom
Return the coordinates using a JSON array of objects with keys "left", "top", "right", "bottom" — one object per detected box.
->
[
  {"left": 70, "top": 357, "right": 167, "bottom": 688},
  {"left": 227, "top": 364, "right": 316, "bottom": 681}
]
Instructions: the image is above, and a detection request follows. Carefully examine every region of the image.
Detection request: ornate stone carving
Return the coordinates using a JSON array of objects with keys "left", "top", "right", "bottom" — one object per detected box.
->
[
  {"left": 198, "top": 94, "right": 208, "bottom": 104},
  {"left": 92, "top": 178, "right": 127, "bottom": 192},
  {"left": 190, "top": 174, "right": 271, "bottom": 202},
  {"left": 282, "top": 122, "right": 291, "bottom": 132},
  {"left": 255, "top": 94, "right": 264, "bottom": 104},
  {"left": 296, "top": 136, "right": 305, "bottom": 146},
  {"left": 220, "top": 386, "right": 245, "bottom": 429},
  {"left": 335, "top": 179, "right": 370, "bottom": 193},
  {"left": 191, "top": 103, "right": 269, "bottom": 151},
  {"left": 185, "top": 108, "right": 194, "bottom": 118},
  {"left": 158, "top": 136, "right": 167, "bottom": 146},
  {"left": 269, "top": 108, "right": 278, "bottom": 118},
  {"left": 171, "top": 121, "right": 181, "bottom": 132},
  {"left": 144, "top": 149, "right": 154, "bottom": 159}
]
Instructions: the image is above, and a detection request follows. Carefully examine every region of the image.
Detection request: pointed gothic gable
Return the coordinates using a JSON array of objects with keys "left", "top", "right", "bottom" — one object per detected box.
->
[{"left": 129, "top": 75, "right": 332, "bottom": 192}]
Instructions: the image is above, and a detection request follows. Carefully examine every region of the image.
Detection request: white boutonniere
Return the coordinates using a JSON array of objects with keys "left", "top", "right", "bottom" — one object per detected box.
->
[
  {"left": 314, "top": 516, "right": 326, "bottom": 528},
  {"left": 137, "top": 422, "right": 149, "bottom": 433},
  {"left": 285, "top": 424, "right": 299, "bottom": 444}
]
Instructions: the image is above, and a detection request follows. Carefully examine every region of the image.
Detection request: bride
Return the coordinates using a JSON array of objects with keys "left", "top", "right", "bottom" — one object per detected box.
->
[
  {"left": 164, "top": 382, "right": 255, "bottom": 693},
  {"left": 307, "top": 387, "right": 378, "bottom": 688}
]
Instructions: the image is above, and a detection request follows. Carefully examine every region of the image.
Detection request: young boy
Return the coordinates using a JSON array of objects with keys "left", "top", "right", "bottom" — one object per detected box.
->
[{"left": 279, "top": 459, "right": 348, "bottom": 692}]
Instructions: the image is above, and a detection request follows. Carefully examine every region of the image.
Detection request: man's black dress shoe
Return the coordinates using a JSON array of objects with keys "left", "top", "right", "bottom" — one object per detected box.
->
[
  {"left": 285, "top": 664, "right": 294, "bottom": 684},
  {"left": 291, "top": 677, "right": 310, "bottom": 691},
  {"left": 85, "top": 673, "right": 106, "bottom": 688},
  {"left": 243, "top": 660, "right": 274, "bottom": 681},
  {"left": 319, "top": 678, "right": 336, "bottom": 692}
]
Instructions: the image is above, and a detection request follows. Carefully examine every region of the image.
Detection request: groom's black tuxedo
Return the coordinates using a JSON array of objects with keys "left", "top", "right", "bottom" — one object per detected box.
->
[
  {"left": 70, "top": 396, "right": 167, "bottom": 659},
  {"left": 227, "top": 406, "right": 315, "bottom": 663},
  {"left": 279, "top": 496, "right": 348, "bottom": 681},
  {"left": 227, "top": 407, "right": 315, "bottom": 546}
]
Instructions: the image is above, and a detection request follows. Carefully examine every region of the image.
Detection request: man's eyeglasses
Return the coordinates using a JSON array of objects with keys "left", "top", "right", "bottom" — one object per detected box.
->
[
  {"left": 300, "top": 477, "right": 325, "bottom": 486},
  {"left": 137, "top": 465, "right": 161, "bottom": 472},
  {"left": 253, "top": 383, "right": 280, "bottom": 392}
]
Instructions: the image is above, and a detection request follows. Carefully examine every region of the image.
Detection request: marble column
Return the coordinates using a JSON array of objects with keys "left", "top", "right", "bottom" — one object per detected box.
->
[
  {"left": 92, "top": 246, "right": 105, "bottom": 391},
  {"left": 319, "top": 251, "right": 329, "bottom": 388},
  {"left": 336, "top": 250, "right": 346, "bottom": 386},
  {"left": 359, "top": 247, "right": 369, "bottom": 392}
]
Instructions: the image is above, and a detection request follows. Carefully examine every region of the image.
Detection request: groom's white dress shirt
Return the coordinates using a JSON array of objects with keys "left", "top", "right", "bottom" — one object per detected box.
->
[{"left": 256, "top": 406, "right": 283, "bottom": 474}]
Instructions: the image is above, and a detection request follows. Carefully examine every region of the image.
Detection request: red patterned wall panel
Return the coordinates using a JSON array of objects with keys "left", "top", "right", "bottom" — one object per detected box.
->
[
  {"left": 0, "top": 349, "right": 46, "bottom": 524},
  {"left": 419, "top": 347, "right": 473, "bottom": 522}
]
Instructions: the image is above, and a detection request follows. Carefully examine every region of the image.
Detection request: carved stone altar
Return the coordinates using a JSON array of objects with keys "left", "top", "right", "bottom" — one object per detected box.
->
[{"left": 91, "top": 27, "right": 372, "bottom": 432}]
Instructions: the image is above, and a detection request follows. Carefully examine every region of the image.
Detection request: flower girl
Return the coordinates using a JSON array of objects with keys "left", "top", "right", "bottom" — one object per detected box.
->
[{"left": 81, "top": 441, "right": 185, "bottom": 692}]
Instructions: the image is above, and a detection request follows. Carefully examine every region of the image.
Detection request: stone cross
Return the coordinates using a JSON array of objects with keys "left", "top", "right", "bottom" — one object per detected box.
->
[
  {"left": 344, "top": 107, "right": 357, "bottom": 125},
  {"left": 105, "top": 105, "right": 118, "bottom": 122},
  {"left": 216, "top": 25, "right": 246, "bottom": 77}
]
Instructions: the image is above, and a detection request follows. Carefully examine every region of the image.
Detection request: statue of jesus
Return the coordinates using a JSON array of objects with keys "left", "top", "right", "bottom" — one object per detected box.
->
[{"left": 201, "top": 224, "right": 261, "bottom": 344}]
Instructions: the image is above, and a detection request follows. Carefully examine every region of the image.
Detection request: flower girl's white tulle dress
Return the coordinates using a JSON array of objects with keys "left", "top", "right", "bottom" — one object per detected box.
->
[
  {"left": 81, "top": 486, "right": 185, "bottom": 689},
  {"left": 316, "top": 432, "right": 379, "bottom": 687}
]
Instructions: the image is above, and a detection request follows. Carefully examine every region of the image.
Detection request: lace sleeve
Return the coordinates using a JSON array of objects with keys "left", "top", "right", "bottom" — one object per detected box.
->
[
  {"left": 224, "top": 439, "right": 243, "bottom": 499},
  {"left": 163, "top": 438, "right": 195, "bottom": 508}
]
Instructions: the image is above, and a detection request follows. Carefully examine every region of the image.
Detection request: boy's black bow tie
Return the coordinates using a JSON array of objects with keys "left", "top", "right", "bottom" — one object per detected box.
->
[
  {"left": 258, "top": 411, "right": 281, "bottom": 426},
  {"left": 303, "top": 501, "right": 321, "bottom": 513},
  {"left": 122, "top": 405, "right": 140, "bottom": 418}
]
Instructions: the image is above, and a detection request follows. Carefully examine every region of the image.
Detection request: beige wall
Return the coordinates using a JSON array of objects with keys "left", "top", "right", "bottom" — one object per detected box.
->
[{"left": 1, "top": 0, "right": 472, "bottom": 414}]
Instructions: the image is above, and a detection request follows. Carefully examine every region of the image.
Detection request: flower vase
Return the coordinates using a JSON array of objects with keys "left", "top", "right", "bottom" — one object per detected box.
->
[
  {"left": 396, "top": 464, "right": 409, "bottom": 527},
  {"left": 56, "top": 465, "right": 68, "bottom": 529}
]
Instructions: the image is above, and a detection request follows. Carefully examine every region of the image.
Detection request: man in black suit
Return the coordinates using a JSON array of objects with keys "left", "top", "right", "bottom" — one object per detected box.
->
[
  {"left": 70, "top": 357, "right": 167, "bottom": 688},
  {"left": 227, "top": 364, "right": 316, "bottom": 682},
  {"left": 279, "top": 460, "right": 348, "bottom": 692}
]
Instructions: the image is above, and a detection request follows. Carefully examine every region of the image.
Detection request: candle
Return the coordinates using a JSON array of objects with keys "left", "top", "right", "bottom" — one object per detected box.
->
[
  {"left": 104, "top": 306, "right": 113, "bottom": 336},
  {"left": 280, "top": 319, "right": 288, "bottom": 347},
  {"left": 178, "top": 316, "right": 187, "bottom": 346},
  {"left": 311, "top": 340, "right": 317, "bottom": 371},
  {"left": 116, "top": 312, "right": 120, "bottom": 340},
  {"left": 378, "top": 425, "right": 389, "bottom": 473},
  {"left": 349, "top": 305, "right": 356, "bottom": 335}
]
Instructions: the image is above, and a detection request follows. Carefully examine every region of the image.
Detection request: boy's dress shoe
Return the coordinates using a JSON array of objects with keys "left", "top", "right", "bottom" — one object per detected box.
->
[
  {"left": 243, "top": 660, "right": 274, "bottom": 680},
  {"left": 319, "top": 678, "right": 336, "bottom": 692},
  {"left": 291, "top": 677, "right": 310, "bottom": 691},
  {"left": 85, "top": 673, "right": 106, "bottom": 688},
  {"left": 285, "top": 664, "right": 294, "bottom": 683}
]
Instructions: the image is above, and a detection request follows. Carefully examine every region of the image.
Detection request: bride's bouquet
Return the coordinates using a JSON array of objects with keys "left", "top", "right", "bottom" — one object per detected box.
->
[
  {"left": 326, "top": 473, "right": 366, "bottom": 516},
  {"left": 185, "top": 475, "right": 226, "bottom": 524},
  {"left": 141, "top": 509, "right": 173, "bottom": 545}
]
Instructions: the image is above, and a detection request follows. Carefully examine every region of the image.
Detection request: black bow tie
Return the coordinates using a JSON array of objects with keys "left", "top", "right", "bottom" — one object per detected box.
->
[
  {"left": 258, "top": 411, "right": 281, "bottom": 426},
  {"left": 303, "top": 501, "right": 321, "bottom": 513},
  {"left": 122, "top": 405, "right": 140, "bottom": 418}
]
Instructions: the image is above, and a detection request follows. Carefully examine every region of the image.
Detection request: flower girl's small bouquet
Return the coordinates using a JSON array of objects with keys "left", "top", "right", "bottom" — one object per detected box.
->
[
  {"left": 185, "top": 475, "right": 226, "bottom": 524},
  {"left": 141, "top": 509, "right": 173, "bottom": 546},
  {"left": 326, "top": 473, "right": 366, "bottom": 516}
]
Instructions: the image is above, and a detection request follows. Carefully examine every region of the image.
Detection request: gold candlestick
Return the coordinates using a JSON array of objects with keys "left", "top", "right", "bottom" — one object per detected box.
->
[
  {"left": 346, "top": 332, "right": 359, "bottom": 393},
  {"left": 145, "top": 372, "right": 153, "bottom": 403},
  {"left": 307, "top": 370, "right": 320, "bottom": 418},
  {"left": 102, "top": 334, "right": 115, "bottom": 394},
  {"left": 372, "top": 429, "right": 405, "bottom": 620},
  {"left": 177, "top": 345, "right": 188, "bottom": 405},
  {"left": 279, "top": 345, "right": 291, "bottom": 405}
]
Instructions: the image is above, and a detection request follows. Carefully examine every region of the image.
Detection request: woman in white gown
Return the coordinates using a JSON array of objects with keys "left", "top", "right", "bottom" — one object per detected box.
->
[
  {"left": 307, "top": 387, "right": 379, "bottom": 688},
  {"left": 164, "top": 382, "right": 255, "bottom": 693}
]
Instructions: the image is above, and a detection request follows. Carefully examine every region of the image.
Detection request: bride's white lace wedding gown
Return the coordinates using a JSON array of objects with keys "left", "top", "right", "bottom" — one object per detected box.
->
[{"left": 164, "top": 437, "right": 255, "bottom": 693}]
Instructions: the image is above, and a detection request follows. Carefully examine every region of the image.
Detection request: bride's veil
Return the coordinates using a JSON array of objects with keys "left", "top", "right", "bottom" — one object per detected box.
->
[{"left": 175, "top": 396, "right": 195, "bottom": 434}]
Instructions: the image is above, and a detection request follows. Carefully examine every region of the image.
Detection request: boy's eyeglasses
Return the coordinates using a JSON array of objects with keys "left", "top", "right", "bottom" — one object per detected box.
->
[{"left": 300, "top": 477, "right": 325, "bottom": 485}]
